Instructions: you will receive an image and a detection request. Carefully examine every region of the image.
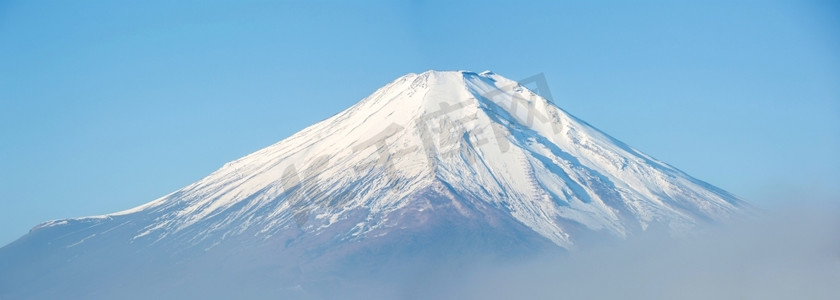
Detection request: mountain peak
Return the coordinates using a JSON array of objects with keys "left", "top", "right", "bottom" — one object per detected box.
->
[
  {"left": 2, "top": 70, "right": 748, "bottom": 298},
  {"left": 28, "top": 71, "right": 743, "bottom": 250}
]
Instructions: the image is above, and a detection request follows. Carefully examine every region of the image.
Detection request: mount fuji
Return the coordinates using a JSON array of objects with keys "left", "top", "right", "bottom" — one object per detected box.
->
[{"left": 0, "top": 70, "right": 745, "bottom": 299}]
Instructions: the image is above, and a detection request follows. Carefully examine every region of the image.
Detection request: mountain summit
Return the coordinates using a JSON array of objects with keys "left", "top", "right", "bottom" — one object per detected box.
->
[{"left": 0, "top": 70, "right": 745, "bottom": 299}]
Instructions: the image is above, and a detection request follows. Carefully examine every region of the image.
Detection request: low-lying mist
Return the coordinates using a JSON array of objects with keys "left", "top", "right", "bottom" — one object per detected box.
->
[
  {"left": 7, "top": 198, "right": 834, "bottom": 300},
  {"left": 356, "top": 199, "right": 840, "bottom": 300}
]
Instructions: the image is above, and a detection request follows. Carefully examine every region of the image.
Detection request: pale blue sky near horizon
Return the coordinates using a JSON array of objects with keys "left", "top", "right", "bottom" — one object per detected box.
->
[{"left": 1, "top": 0, "right": 838, "bottom": 246}]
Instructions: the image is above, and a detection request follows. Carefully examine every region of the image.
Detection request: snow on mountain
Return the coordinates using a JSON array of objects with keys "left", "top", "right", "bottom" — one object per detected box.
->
[
  {"left": 83, "top": 70, "right": 740, "bottom": 248},
  {"left": 0, "top": 70, "right": 746, "bottom": 299}
]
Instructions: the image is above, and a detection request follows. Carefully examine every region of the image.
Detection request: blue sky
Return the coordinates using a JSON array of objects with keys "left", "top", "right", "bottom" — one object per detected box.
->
[{"left": 1, "top": 0, "right": 838, "bottom": 246}]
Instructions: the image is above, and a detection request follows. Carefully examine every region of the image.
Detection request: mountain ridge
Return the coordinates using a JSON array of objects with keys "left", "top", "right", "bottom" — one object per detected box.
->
[
  {"left": 1, "top": 69, "right": 746, "bottom": 299},
  {"left": 24, "top": 70, "right": 744, "bottom": 248}
]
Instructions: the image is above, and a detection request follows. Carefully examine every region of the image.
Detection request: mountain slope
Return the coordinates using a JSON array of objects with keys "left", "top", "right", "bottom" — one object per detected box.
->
[{"left": 0, "top": 70, "right": 745, "bottom": 299}]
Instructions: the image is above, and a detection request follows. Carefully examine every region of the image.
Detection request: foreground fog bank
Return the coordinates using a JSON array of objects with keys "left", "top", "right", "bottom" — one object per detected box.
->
[
  {"left": 2, "top": 199, "right": 835, "bottom": 300},
  {"left": 425, "top": 200, "right": 839, "bottom": 300}
]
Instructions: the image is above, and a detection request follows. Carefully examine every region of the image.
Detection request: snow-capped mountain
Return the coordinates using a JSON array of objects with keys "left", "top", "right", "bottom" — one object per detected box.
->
[{"left": 0, "top": 70, "right": 745, "bottom": 299}]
